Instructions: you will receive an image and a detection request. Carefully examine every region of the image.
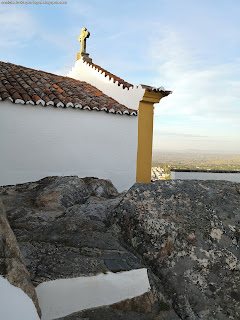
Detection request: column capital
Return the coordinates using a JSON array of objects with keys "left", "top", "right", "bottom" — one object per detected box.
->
[{"left": 141, "top": 89, "right": 167, "bottom": 104}]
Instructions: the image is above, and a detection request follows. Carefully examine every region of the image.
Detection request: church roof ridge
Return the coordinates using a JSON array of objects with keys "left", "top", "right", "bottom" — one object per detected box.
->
[
  {"left": 0, "top": 61, "right": 137, "bottom": 116},
  {"left": 83, "top": 59, "right": 134, "bottom": 89},
  {"left": 82, "top": 59, "right": 171, "bottom": 95}
]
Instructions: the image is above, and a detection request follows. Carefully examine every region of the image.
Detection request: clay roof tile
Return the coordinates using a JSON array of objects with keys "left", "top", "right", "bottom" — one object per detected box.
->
[{"left": 0, "top": 61, "right": 138, "bottom": 116}]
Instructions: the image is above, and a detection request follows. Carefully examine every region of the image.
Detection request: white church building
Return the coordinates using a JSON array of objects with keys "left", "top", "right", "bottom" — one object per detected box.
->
[{"left": 0, "top": 28, "right": 171, "bottom": 191}]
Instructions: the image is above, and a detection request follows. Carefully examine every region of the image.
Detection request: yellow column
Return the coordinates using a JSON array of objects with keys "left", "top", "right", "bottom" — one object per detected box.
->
[{"left": 136, "top": 90, "right": 167, "bottom": 183}]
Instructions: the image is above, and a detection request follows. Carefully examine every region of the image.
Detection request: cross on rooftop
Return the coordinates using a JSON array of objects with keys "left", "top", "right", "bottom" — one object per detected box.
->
[{"left": 78, "top": 27, "right": 90, "bottom": 54}]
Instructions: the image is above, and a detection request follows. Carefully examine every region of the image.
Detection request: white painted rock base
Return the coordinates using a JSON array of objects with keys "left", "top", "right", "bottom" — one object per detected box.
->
[
  {"left": 0, "top": 276, "right": 40, "bottom": 320},
  {"left": 36, "top": 268, "right": 150, "bottom": 320},
  {"left": 171, "top": 170, "right": 240, "bottom": 182}
]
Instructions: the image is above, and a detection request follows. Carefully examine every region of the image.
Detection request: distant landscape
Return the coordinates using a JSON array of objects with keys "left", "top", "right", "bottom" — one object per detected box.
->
[{"left": 151, "top": 151, "right": 240, "bottom": 180}]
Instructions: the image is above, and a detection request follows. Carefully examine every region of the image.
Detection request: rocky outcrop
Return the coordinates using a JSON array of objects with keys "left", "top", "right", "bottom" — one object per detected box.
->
[
  {"left": 0, "top": 176, "right": 177, "bottom": 319},
  {"left": 1, "top": 177, "right": 239, "bottom": 320},
  {"left": 0, "top": 176, "right": 142, "bottom": 285},
  {"left": 55, "top": 301, "right": 178, "bottom": 320},
  {"left": 0, "top": 200, "right": 41, "bottom": 317},
  {"left": 35, "top": 176, "right": 119, "bottom": 210},
  {"left": 114, "top": 180, "right": 240, "bottom": 320}
]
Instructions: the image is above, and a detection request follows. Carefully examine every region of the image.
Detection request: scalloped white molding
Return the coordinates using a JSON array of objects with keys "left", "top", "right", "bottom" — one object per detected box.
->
[{"left": 67, "top": 58, "right": 145, "bottom": 110}]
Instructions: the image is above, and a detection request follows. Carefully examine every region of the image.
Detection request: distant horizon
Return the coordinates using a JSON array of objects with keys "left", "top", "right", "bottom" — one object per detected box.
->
[
  {"left": 152, "top": 149, "right": 240, "bottom": 156},
  {"left": 152, "top": 149, "right": 240, "bottom": 172}
]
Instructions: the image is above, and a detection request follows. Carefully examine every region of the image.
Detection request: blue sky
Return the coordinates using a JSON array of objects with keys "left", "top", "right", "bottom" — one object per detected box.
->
[{"left": 1, "top": 0, "right": 240, "bottom": 154}]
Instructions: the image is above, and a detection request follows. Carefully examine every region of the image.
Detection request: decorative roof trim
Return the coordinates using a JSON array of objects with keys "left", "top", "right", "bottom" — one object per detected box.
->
[
  {"left": 26, "top": 100, "right": 34, "bottom": 105},
  {"left": 4, "top": 98, "right": 138, "bottom": 116},
  {"left": 82, "top": 60, "right": 134, "bottom": 89},
  {"left": 56, "top": 102, "right": 64, "bottom": 108},
  {"left": 46, "top": 101, "right": 54, "bottom": 106},
  {"left": 67, "top": 58, "right": 172, "bottom": 110},
  {"left": 66, "top": 102, "right": 73, "bottom": 108},
  {"left": 15, "top": 99, "right": 24, "bottom": 104},
  {"left": 130, "top": 111, "right": 138, "bottom": 116},
  {"left": 0, "top": 61, "right": 138, "bottom": 116},
  {"left": 82, "top": 59, "right": 133, "bottom": 89},
  {"left": 140, "top": 84, "right": 172, "bottom": 95},
  {"left": 36, "top": 99, "right": 45, "bottom": 106},
  {"left": 80, "top": 58, "right": 172, "bottom": 95}
]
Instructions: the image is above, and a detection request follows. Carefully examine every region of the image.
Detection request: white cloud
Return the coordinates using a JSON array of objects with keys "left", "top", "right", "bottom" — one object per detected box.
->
[
  {"left": 150, "top": 29, "right": 240, "bottom": 124},
  {"left": 0, "top": 6, "right": 36, "bottom": 48},
  {"left": 150, "top": 29, "right": 240, "bottom": 152}
]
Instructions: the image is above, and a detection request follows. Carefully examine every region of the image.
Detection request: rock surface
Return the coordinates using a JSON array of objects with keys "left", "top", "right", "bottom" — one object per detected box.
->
[
  {"left": 0, "top": 176, "right": 140, "bottom": 284},
  {"left": 1, "top": 177, "right": 239, "bottom": 319},
  {"left": 55, "top": 301, "right": 178, "bottom": 320},
  {"left": 0, "top": 200, "right": 41, "bottom": 317},
  {"left": 114, "top": 180, "right": 240, "bottom": 320},
  {"left": 0, "top": 176, "right": 178, "bottom": 319}
]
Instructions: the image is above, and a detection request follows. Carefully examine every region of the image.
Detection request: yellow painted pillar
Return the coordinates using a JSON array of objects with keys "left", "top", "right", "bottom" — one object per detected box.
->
[{"left": 136, "top": 89, "right": 168, "bottom": 183}]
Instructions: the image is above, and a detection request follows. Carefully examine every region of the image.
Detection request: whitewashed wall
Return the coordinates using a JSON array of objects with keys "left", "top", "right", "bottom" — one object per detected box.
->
[
  {"left": 67, "top": 59, "right": 145, "bottom": 110},
  {"left": 171, "top": 171, "right": 240, "bottom": 183},
  {"left": 36, "top": 269, "right": 150, "bottom": 320},
  {"left": 0, "top": 101, "right": 138, "bottom": 191},
  {"left": 0, "top": 276, "right": 40, "bottom": 320}
]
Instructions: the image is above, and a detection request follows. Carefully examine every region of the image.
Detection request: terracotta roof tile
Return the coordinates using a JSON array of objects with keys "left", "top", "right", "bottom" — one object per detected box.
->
[
  {"left": 140, "top": 84, "right": 172, "bottom": 95},
  {"left": 0, "top": 61, "right": 137, "bottom": 116},
  {"left": 1, "top": 92, "right": 12, "bottom": 100}
]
